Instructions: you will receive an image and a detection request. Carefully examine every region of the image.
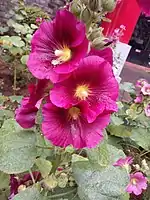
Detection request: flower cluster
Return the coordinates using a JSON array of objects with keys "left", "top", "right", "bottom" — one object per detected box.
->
[
  {"left": 134, "top": 79, "right": 150, "bottom": 117},
  {"left": 113, "top": 157, "right": 148, "bottom": 196},
  {"left": 15, "top": 9, "right": 118, "bottom": 149}
]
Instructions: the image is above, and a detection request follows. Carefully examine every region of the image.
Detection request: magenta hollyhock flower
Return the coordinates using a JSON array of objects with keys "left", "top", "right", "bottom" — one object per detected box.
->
[
  {"left": 113, "top": 156, "right": 133, "bottom": 168},
  {"left": 50, "top": 56, "right": 118, "bottom": 123},
  {"left": 42, "top": 100, "right": 110, "bottom": 149},
  {"left": 145, "top": 104, "right": 150, "bottom": 117},
  {"left": 141, "top": 83, "right": 150, "bottom": 95},
  {"left": 137, "top": 0, "right": 150, "bottom": 16},
  {"left": 89, "top": 47, "right": 113, "bottom": 65},
  {"left": 9, "top": 172, "right": 41, "bottom": 199},
  {"left": 28, "top": 10, "right": 88, "bottom": 83},
  {"left": 126, "top": 172, "right": 147, "bottom": 196},
  {"left": 136, "top": 79, "right": 148, "bottom": 88},
  {"left": 15, "top": 80, "right": 49, "bottom": 128},
  {"left": 134, "top": 94, "right": 143, "bottom": 104}
]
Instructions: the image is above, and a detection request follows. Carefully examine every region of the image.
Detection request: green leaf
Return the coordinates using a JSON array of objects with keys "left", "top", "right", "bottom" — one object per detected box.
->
[
  {"left": 120, "top": 82, "right": 135, "bottom": 94},
  {"left": 9, "top": 47, "right": 23, "bottom": 55},
  {"left": 9, "top": 96, "right": 23, "bottom": 103},
  {"left": 20, "top": 55, "right": 29, "bottom": 65},
  {"left": 120, "top": 193, "right": 129, "bottom": 200},
  {"left": 15, "top": 14, "right": 24, "bottom": 21},
  {"left": 31, "top": 24, "right": 38, "bottom": 30},
  {"left": 73, "top": 162, "right": 129, "bottom": 200},
  {"left": 35, "top": 158, "right": 52, "bottom": 178},
  {"left": 130, "top": 127, "right": 150, "bottom": 150},
  {"left": 0, "top": 119, "right": 37, "bottom": 174},
  {"left": 107, "top": 125, "right": 131, "bottom": 137},
  {"left": 10, "top": 36, "right": 25, "bottom": 47},
  {"left": 0, "top": 27, "right": 9, "bottom": 34},
  {"left": 0, "top": 171, "right": 9, "bottom": 189},
  {"left": 111, "top": 115, "right": 124, "bottom": 126},
  {"left": 87, "top": 141, "right": 110, "bottom": 168},
  {"left": 13, "top": 187, "right": 44, "bottom": 200}
]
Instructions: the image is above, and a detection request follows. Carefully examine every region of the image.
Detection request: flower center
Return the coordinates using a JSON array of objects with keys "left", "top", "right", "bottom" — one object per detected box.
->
[
  {"left": 146, "top": 88, "right": 150, "bottom": 93},
  {"left": 75, "top": 85, "right": 90, "bottom": 100},
  {"left": 68, "top": 107, "right": 80, "bottom": 120},
  {"left": 131, "top": 178, "right": 137, "bottom": 185},
  {"left": 51, "top": 46, "right": 72, "bottom": 66}
]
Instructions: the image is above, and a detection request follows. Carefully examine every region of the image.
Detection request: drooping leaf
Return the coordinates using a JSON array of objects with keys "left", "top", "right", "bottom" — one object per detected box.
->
[
  {"left": 0, "top": 119, "right": 37, "bottom": 174},
  {"left": 130, "top": 127, "right": 150, "bottom": 150},
  {"left": 13, "top": 187, "right": 44, "bottom": 200},
  {"left": 35, "top": 158, "right": 52, "bottom": 178},
  {"left": 107, "top": 125, "right": 131, "bottom": 137}
]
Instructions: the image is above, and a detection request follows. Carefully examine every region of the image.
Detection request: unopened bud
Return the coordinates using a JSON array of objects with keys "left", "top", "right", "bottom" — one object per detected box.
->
[
  {"left": 80, "top": 7, "right": 91, "bottom": 23},
  {"left": 81, "top": 0, "right": 88, "bottom": 5},
  {"left": 70, "top": 1, "right": 82, "bottom": 17},
  {"left": 43, "top": 175, "right": 58, "bottom": 190},
  {"left": 88, "top": 27, "right": 103, "bottom": 41},
  {"left": 102, "top": 0, "right": 117, "bottom": 12},
  {"left": 88, "top": 0, "right": 102, "bottom": 12},
  {"left": 92, "top": 37, "right": 106, "bottom": 49}
]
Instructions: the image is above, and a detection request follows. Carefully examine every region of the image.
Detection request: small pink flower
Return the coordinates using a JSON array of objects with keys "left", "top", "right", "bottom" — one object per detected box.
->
[
  {"left": 28, "top": 10, "right": 88, "bottom": 83},
  {"left": 126, "top": 172, "right": 147, "bottom": 196},
  {"left": 15, "top": 80, "right": 49, "bottom": 128},
  {"left": 113, "top": 156, "right": 133, "bottom": 168},
  {"left": 36, "top": 17, "right": 44, "bottom": 24},
  {"left": 145, "top": 104, "right": 150, "bottom": 117},
  {"left": 137, "top": 0, "right": 150, "bottom": 16},
  {"left": 141, "top": 84, "right": 150, "bottom": 95},
  {"left": 134, "top": 94, "right": 143, "bottom": 103},
  {"left": 50, "top": 56, "right": 118, "bottom": 123},
  {"left": 136, "top": 79, "right": 148, "bottom": 88},
  {"left": 42, "top": 100, "right": 110, "bottom": 149}
]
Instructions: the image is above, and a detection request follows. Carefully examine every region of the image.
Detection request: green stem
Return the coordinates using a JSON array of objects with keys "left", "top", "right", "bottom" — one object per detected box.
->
[
  {"left": 13, "top": 64, "right": 17, "bottom": 95},
  {"left": 50, "top": 154, "right": 61, "bottom": 174},
  {"left": 48, "top": 188, "right": 77, "bottom": 199},
  {"left": 29, "top": 169, "right": 35, "bottom": 184},
  {"left": 36, "top": 145, "right": 53, "bottom": 150},
  {"left": 140, "top": 151, "right": 150, "bottom": 158}
]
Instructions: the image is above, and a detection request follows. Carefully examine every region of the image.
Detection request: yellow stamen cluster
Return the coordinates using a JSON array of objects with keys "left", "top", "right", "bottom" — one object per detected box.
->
[
  {"left": 52, "top": 45, "right": 72, "bottom": 65},
  {"left": 75, "top": 84, "right": 90, "bottom": 100},
  {"left": 68, "top": 107, "right": 80, "bottom": 120}
]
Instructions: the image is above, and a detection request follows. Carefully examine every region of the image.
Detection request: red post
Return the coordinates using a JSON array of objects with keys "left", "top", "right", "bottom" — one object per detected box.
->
[{"left": 101, "top": 0, "right": 141, "bottom": 44}]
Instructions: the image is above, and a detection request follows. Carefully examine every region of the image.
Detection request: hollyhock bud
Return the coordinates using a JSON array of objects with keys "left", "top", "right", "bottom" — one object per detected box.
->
[
  {"left": 88, "top": 0, "right": 102, "bottom": 12},
  {"left": 92, "top": 37, "right": 106, "bottom": 49},
  {"left": 102, "top": 0, "right": 117, "bottom": 12},
  {"left": 80, "top": 7, "right": 91, "bottom": 23},
  {"left": 70, "top": 1, "right": 82, "bottom": 17}
]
